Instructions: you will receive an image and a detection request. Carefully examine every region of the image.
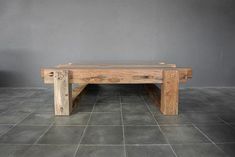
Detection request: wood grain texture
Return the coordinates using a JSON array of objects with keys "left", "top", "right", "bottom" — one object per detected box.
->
[
  {"left": 54, "top": 70, "right": 72, "bottom": 116},
  {"left": 41, "top": 67, "right": 192, "bottom": 84},
  {"left": 71, "top": 84, "right": 88, "bottom": 111},
  {"left": 160, "top": 70, "right": 179, "bottom": 115},
  {"left": 72, "top": 84, "right": 88, "bottom": 102},
  {"left": 42, "top": 64, "right": 192, "bottom": 116},
  {"left": 56, "top": 63, "right": 177, "bottom": 68},
  {"left": 42, "top": 68, "right": 164, "bottom": 84}
]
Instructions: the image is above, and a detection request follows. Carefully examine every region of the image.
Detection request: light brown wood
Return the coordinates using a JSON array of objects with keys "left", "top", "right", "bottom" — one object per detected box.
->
[
  {"left": 41, "top": 67, "right": 192, "bottom": 84},
  {"left": 72, "top": 84, "right": 88, "bottom": 102},
  {"left": 54, "top": 70, "right": 72, "bottom": 116},
  {"left": 42, "top": 68, "right": 163, "bottom": 84},
  {"left": 71, "top": 84, "right": 88, "bottom": 110},
  {"left": 160, "top": 70, "right": 179, "bottom": 115},
  {"left": 56, "top": 63, "right": 177, "bottom": 68},
  {"left": 41, "top": 63, "right": 192, "bottom": 116}
]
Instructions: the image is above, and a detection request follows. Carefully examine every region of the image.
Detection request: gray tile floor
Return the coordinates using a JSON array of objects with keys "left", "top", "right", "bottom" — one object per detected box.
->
[{"left": 0, "top": 85, "right": 235, "bottom": 157}]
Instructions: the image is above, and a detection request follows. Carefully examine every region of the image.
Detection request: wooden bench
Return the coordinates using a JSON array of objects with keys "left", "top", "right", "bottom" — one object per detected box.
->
[{"left": 41, "top": 63, "right": 192, "bottom": 116}]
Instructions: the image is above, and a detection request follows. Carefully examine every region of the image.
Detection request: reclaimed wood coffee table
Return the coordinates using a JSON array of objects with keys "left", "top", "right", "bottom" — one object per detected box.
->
[{"left": 41, "top": 63, "right": 192, "bottom": 116}]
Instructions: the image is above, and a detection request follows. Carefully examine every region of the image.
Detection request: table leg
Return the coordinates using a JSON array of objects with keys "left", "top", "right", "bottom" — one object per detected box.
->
[
  {"left": 160, "top": 70, "right": 179, "bottom": 115},
  {"left": 53, "top": 70, "right": 72, "bottom": 116}
]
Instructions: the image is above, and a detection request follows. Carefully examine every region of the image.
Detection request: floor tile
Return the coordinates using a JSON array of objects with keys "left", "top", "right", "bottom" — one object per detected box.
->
[
  {"left": 97, "top": 96, "right": 120, "bottom": 103},
  {"left": 0, "top": 99, "right": 18, "bottom": 111},
  {"left": 74, "top": 104, "right": 94, "bottom": 112},
  {"left": 0, "top": 125, "right": 13, "bottom": 136},
  {"left": 81, "top": 126, "right": 123, "bottom": 144},
  {"left": 145, "top": 102, "right": 159, "bottom": 112},
  {"left": 22, "top": 145, "right": 77, "bottom": 157},
  {"left": 125, "top": 126, "right": 167, "bottom": 144},
  {"left": 38, "top": 126, "right": 85, "bottom": 144},
  {"left": 76, "top": 146, "right": 125, "bottom": 157},
  {"left": 54, "top": 113, "right": 90, "bottom": 125},
  {"left": 172, "top": 144, "right": 227, "bottom": 157},
  {"left": 10, "top": 103, "right": 38, "bottom": 112},
  {"left": 126, "top": 145, "right": 176, "bottom": 157},
  {"left": 0, "top": 89, "right": 33, "bottom": 98},
  {"left": 121, "top": 96, "right": 143, "bottom": 103},
  {"left": 196, "top": 124, "right": 235, "bottom": 143},
  {"left": 218, "top": 113, "right": 235, "bottom": 124},
  {"left": 19, "top": 113, "right": 54, "bottom": 125},
  {"left": 36, "top": 104, "right": 54, "bottom": 112},
  {"left": 1, "top": 86, "right": 235, "bottom": 157},
  {"left": 160, "top": 125, "right": 209, "bottom": 144},
  {"left": 155, "top": 114, "right": 191, "bottom": 125},
  {"left": 0, "top": 111, "right": 30, "bottom": 124},
  {"left": 0, "top": 126, "right": 47, "bottom": 144},
  {"left": 123, "top": 112, "right": 156, "bottom": 125},
  {"left": 122, "top": 103, "right": 149, "bottom": 113},
  {"left": 217, "top": 144, "right": 235, "bottom": 157},
  {"left": 0, "top": 145, "right": 30, "bottom": 157},
  {"left": 185, "top": 113, "right": 223, "bottom": 124},
  {"left": 94, "top": 102, "right": 120, "bottom": 112},
  {"left": 89, "top": 112, "right": 121, "bottom": 125}
]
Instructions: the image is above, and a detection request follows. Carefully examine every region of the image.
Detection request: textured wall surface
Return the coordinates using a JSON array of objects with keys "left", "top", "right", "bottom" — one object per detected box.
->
[{"left": 0, "top": 0, "right": 235, "bottom": 87}]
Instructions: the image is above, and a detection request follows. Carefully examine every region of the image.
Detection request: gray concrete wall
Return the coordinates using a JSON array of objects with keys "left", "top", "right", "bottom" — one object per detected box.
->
[{"left": 0, "top": 0, "right": 235, "bottom": 87}]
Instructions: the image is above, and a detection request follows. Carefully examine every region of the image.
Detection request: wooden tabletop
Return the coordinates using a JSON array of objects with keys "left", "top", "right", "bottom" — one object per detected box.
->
[{"left": 56, "top": 63, "right": 177, "bottom": 69}]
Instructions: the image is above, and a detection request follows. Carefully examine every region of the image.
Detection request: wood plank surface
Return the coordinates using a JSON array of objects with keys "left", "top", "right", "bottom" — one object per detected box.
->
[
  {"left": 54, "top": 70, "right": 72, "bottom": 116},
  {"left": 41, "top": 67, "right": 192, "bottom": 84},
  {"left": 56, "top": 63, "right": 177, "bottom": 68},
  {"left": 160, "top": 70, "right": 179, "bottom": 115}
]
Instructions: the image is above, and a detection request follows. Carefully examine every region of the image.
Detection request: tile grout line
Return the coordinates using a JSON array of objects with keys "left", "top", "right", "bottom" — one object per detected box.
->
[
  {"left": 0, "top": 100, "right": 26, "bottom": 116},
  {"left": 0, "top": 111, "right": 33, "bottom": 138},
  {"left": 120, "top": 92, "right": 127, "bottom": 157},
  {"left": 191, "top": 123, "right": 227, "bottom": 154},
  {"left": 191, "top": 124, "right": 215, "bottom": 144},
  {"left": 73, "top": 91, "right": 100, "bottom": 157},
  {"left": 216, "top": 116, "right": 234, "bottom": 128},
  {"left": 0, "top": 123, "right": 195, "bottom": 127},
  {"left": 33, "top": 123, "right": 54, "bottom": 144},
  {"left": 141, "top": 95, "right": 178, "bottom": 157},
  {"left": 1, "top": 142, "right": 235, "bottom": 146}
]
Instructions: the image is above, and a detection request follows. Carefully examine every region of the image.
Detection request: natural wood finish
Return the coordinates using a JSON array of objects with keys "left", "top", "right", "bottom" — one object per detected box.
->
[
  {"left": 72, "top": 84, "right": 88, "bottom": 102},
  {"left": 54, "top": 70, "right": 72, "bottom": 116},
  {"left": 160, "top": 70, "right": 179, "bottom": 115},
  {"left": 41, "top": 67, "right": 192, "bottom": 84},
  {"left": 71, "top": 84, "right": 88, "bottom": 111},
  {"left": 56, "top": 63, "right": 177, "bottom": 68},
  {"left": 41, "top": 63, "right": 192, "bottom": 116}
]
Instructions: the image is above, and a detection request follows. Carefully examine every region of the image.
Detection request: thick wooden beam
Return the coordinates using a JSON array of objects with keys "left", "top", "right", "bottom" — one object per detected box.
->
[
  {"left": 42, "top": 68, "right": 163, "bottom": 84},
  {"left": 41, "top": 67, "right": 192, "bottom": 84},
  {"left": 54, "top": 70, "right": 72, "bottom": 116},
  {"left": 160, "top": 70, "right": 179, "bottom": 115}
]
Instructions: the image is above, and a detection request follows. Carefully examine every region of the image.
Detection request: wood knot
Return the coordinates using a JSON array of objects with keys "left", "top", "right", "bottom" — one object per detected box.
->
[
  {"left": 57, "top": 72, "right": 64, "bottom": 80},
  {"left": 49, "top": 72, "right": 54, "bottom": 77}
]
